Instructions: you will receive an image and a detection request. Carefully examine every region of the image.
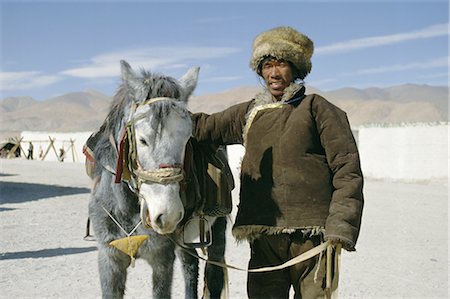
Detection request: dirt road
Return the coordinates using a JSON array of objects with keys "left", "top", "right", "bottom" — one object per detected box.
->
[{"left": 0, "top": 158, "right": 448, "bottom": 298}]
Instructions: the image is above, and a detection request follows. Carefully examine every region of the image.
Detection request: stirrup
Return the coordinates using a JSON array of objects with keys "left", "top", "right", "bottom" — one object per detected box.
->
[{"left": 182, "top": 215, "right": 212, "bottom": 248}]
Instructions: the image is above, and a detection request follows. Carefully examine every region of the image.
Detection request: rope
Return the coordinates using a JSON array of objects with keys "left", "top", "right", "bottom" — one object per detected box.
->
[
  {"left": 168, "top": 234, "right": 330, "bottom": 273},
  {"left": 101, "top": 206, "right": 142, "bottom": 237},
  {"left": 134, "top": 167, "right": 184, "bottom": 185},
  {"left": 169, "top": 235, "right": 340, "bottom": 297}
]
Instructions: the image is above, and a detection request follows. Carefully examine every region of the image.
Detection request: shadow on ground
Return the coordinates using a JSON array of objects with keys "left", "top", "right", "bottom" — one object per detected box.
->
[
  {"left": 0, "top": 181, "right": 90, "bottom": 205},
  {"left": 0, "top": 246, "right": 98, "bottom": 260},
  {"left": 0, "top": 173, "right": 17, "bottom": 177}
]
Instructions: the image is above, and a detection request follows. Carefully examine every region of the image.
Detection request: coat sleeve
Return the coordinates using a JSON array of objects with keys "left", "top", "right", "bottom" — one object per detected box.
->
[
  {"left": 193, "top": 101, "right": 253, "bottom": 146},
  {"left": 312, "top": 95, "right": 364, "bottom": 251}
]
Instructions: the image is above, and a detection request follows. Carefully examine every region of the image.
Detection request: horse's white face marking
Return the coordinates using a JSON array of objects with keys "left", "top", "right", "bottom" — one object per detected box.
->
[{"left": 134, "top": 104, "right": 192, "bottom": 234}]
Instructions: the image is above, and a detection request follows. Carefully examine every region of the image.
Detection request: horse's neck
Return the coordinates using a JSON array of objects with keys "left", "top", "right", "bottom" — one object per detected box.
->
[
  {"left": 93, "top": 126, "right": 139, "bottom": 209},
  {"left": 99, "top": 167, "right": 139, "bottom": 216},
  {"left": 94, "top": 126, "right": 120, "bottom": 169}
]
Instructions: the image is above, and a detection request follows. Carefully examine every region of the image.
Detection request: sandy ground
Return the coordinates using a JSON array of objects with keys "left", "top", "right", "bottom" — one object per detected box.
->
[{"left": 0, "top": 157, "right": 448, "bottom": 299}]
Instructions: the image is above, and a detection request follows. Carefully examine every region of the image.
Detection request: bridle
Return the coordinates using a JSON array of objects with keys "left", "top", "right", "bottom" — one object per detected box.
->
[
  {"left": 106, "top": 96, "right": 209, "bottom": 245},
  {"left": 114, "top": 97, "right": 186, "bottom": 193}
]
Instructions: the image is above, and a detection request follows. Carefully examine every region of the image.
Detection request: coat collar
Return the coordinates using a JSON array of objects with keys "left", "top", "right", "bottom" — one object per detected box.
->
[{"left": 253, "top": 82, "right": 305, "bottom": 107}]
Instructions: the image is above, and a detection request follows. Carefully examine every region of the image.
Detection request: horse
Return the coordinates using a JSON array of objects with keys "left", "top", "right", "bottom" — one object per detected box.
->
[{"left": 87, "top": 60, "right": 228, "bottom": 298}]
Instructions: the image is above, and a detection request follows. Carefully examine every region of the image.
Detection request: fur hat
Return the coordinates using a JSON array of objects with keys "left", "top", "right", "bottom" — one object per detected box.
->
[{"left": 250, "top": 26, "right": 314, "bottom": 80}]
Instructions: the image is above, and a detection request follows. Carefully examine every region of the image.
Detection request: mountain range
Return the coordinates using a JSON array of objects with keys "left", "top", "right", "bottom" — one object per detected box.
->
[{"left": 1, "top": 84, "right": 448, "bottom": 140}]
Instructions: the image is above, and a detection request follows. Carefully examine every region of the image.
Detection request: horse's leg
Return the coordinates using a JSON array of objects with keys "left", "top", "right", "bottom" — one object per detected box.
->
[
  {"left": 204, "top": 216, "right": 227, "bottom": 299},
  {"left": 97, "top": 246, "right": 131, "bottom": 299},
  {"left": 148, "top": 240, "right": 176, "bottom": 299},
  {"left": 177, "top": 246, "right": 199, "bottom": 299}
]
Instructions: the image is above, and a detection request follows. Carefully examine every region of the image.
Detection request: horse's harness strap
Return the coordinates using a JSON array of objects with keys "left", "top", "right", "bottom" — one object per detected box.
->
[
  {"left": 131, "top": 97, "right": 173, "bottom": 113},
  {"left": 134, "top": 167, "right": 184, "bottom": 185}
]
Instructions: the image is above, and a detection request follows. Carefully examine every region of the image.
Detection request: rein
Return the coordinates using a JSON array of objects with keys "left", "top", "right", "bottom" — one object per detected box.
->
[{"left": 168, "top": 232, "right": 340, "bottom": 285}]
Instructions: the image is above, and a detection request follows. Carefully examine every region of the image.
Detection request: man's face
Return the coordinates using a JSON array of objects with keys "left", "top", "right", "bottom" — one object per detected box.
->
[{"left": 260, "top": 58, "right": 294, "bottom": 100}]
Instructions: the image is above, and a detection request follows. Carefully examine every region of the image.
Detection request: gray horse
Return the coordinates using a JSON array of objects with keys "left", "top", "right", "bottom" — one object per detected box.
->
[{"left": 88, "top": 60, "right": 227, "bottom": 298}]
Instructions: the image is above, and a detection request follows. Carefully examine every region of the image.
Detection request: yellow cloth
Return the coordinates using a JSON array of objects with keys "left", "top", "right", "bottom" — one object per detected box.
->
[{"left": 109, "top": 235, "right": 149, "bottom": 267}]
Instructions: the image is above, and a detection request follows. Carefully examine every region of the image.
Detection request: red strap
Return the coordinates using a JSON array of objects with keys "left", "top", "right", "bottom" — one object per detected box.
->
[{"left": 82, "top": 144, "right": 95, "bottom": 162}]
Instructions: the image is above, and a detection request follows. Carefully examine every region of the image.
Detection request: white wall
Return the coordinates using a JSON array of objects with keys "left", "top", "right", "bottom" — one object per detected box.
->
[
  {"left": 358, "top": 123, "right": 448, "bottom": 182},
  {"left": 226, "top": 124, "right": 449, "bottom": 183},
  {"left": 19, "top": 124, "right": 449, "bottom": 182},
  {"left": 20, "top": 131, "right": 93, "bottom": 163}
]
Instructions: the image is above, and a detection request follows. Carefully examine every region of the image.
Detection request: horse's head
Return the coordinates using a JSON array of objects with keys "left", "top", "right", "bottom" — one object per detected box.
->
[{"left": 119, "top": 60, "right": 198, "bottom": 234}]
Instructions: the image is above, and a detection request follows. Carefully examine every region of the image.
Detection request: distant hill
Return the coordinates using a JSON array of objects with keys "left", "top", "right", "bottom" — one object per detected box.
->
[
  {"left": 0, "top": 84, "right": 447, "bottom": 140},
  {"left": 318, "top": 84, "right": 448, "bottom": 126},
  {"left": 190, "top": 84, "right": 448, "bottom": 126},
  {"left": 0, "top": 90, "right": 112, "bottom": 138}
]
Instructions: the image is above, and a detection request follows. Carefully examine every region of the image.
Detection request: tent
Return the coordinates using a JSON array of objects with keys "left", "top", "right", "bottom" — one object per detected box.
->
[{"left": 0, "top": 138, "right": 24, "bottom": 158}]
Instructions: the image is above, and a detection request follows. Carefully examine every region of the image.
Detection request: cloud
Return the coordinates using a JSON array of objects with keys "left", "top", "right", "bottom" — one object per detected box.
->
[
  {"left": 355, "top": 56, "right": 448, "bottom": 75},
  {"left": 316, "top": 23, "right": 448, "bottom": 55},
  {"left": 0, "top": 71, "right": 62, "bottom": 91},
  {"left": 61, "top": 47, "right": 241, "bottom": 79}
]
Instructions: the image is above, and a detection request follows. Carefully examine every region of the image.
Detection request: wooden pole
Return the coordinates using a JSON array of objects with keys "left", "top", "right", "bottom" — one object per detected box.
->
[
  {"left": 69, "top": 139, "right": 78, "bottom": 162},
  {"left": 50, "top": 137, "right": 60, "bottom": 161},
  {"left": 41, "top": 137, "right": 56, "bottom": 161}
]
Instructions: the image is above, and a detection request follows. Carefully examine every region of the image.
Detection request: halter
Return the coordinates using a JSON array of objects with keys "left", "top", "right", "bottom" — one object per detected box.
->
[
  {"left": 110, "top": 96, "right": 214, "bottom": 247},
  {"left": 114, "top": 97, "right": 185, "bottom": 192}
]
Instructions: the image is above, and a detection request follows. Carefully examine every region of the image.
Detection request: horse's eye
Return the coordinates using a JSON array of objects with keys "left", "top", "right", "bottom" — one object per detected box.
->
[{"left": 139, "top": 138, "right": 148, "bottom": 146}]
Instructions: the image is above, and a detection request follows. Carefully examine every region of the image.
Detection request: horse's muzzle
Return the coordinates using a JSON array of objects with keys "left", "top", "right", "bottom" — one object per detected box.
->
[{"left": 139, "top": 197, "right": 184, "bottom": 234}]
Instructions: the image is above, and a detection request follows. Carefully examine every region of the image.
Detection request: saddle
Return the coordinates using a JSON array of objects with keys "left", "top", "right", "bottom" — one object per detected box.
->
[{"left": 182, "top": 138, "right": 234, "bottom": 221}]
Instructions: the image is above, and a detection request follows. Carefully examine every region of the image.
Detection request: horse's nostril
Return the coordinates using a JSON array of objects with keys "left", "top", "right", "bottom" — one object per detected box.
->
[
  {"left": 155, "top": 214, "right": 163, "bottom": 228},
  {"left": 178, "top": 212, "right": 184, "bottom": 222}
]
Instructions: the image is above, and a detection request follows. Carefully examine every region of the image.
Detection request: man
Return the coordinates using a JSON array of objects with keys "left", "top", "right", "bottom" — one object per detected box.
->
[
  {"left": 194, "top": 26, "right": 364, "bottom": 298},
  {"left": 27, "top": 142, "right": 34, "bottom": 160}
]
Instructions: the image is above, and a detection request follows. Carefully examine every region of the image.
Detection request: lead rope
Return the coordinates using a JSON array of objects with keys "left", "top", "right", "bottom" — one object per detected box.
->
[
  {"left": 326, "top": 243, "right": 342, "bottom": 299},
  {"left": 168, "top": 235, "right": 340, "bottom": 298},
  {"left": 168, "top": 234, "right": 329, "bottom": 273}
]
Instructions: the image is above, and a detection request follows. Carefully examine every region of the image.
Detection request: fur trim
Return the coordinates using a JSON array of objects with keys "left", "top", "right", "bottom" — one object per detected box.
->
[
  {"left": 243, "top": 82, "right": 304, "bottom": 147},
  {"left": 253, "top": 82, "right": 304, "bottom": 106},
  {"left": 232, "top": 225, "right": 325, "bottom": 243},
  {"left": 250, "top": 27, "right": 314, "bottom": 79}
]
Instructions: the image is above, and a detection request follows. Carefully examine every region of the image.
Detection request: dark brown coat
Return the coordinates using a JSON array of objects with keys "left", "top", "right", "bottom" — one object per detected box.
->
[{"left": 194, "top": 85, "right": 364, "bottom": 250}]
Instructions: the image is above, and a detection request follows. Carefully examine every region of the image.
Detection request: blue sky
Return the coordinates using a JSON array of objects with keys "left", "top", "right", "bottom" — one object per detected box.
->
[{"left": 0, "top": 0, "right": 448, "bottom": 100}]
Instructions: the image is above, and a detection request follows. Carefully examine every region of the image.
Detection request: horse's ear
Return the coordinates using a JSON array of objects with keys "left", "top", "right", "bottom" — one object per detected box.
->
[
  {"left": 179, "top": 67, "right": 200, "bottom": 99},
  {"left": 120, "top": 60, "right": 136, "bottom": 82},
  {"left": 120, "top": 60, "right": 147, "bottom": 103}
]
